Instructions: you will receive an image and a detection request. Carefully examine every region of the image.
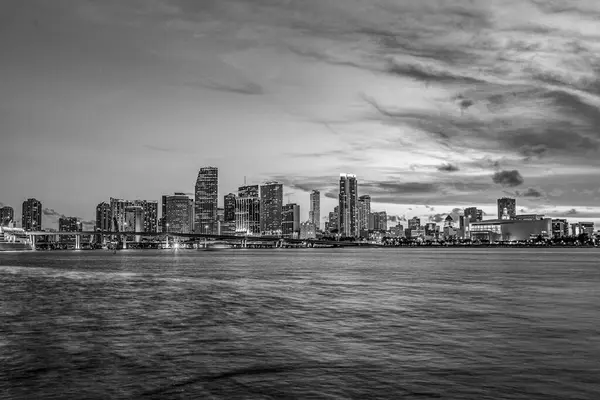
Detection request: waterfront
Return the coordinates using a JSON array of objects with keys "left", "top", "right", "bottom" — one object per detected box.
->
[{"left": 1, "top": 249, "right": 599, "bottom": 399}]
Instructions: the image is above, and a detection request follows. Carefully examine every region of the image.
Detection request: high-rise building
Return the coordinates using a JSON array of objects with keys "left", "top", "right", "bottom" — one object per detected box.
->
[
  {"left": 235, "top": 185, "right": 260, "bottom": 235},
  {"left": 163, "top": 193, "right": 194, "bottom": 234},
  {"left": 370, "top": 211, "right": 387, "bottom": 231},
  {"left": 22, "top": 198, "right": 42, "bottom": 231},
  {"left": 358, "top": 195, "right": 371, "bottom": 232},
  {"left": 464, "top": 207, "right": 483, "bottom": 222},
  {"left": 96, "top": 202, "right": 111, "bottom": 231},
  {"left": 59, "top": 216, "right": 80, "bottom": 232},
  {"left": 110, "top": 198, "right": 133, "bottom": 232},
  {"left": 260, "top": 181, "right": 283, "bottom": 235},
  {"left": 497, "top": 197, "right": 516, "bottom": 220},
  {"left": 0, "top": 206, "right": 14, "bottom": 226},
  {"left": 161, "top": 195, "right": 168, "bottom": 232},
  {"left": 195, "top": 167, "right": 219, "bottom": 234},
  {"left": 133, "top": 200, "right": 158, "bottom": 233},
  {"left": 551, "top": 219, "right": 568, "bottom": 238},
  {"left": 309, "top": 190, "right": 320, "bottom": 230},
  {"left": 338, "top": 173, "right": 358, "bottom": 237},
  {"left": 282, "top": 203, "right": 300, "bottom": 238},
  {"left": 224, "top": 193, "right": 236, "bottom": 222},
  {"left": 408, "top": 217, "right": 421, "bottom": 231}
]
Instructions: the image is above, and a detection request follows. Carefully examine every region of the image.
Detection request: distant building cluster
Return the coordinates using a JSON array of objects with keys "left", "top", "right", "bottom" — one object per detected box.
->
[{"left": 1, "top": 168, "right": 598, "bottom": 244}]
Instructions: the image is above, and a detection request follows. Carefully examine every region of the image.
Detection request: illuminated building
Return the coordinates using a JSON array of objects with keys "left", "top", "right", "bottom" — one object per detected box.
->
[
  {"left": 0, "top": 206, "right": 14, "bottom": 226},
  {"left": 300, "top": 221, "right": 317, "bottom": 239},
  {"left": 95, "top": 202, "right": 111, "bottom": 232},
  {"left": 408, "top": 217, "right": 421, "bottom": 231},
  {"left": 224, "top": 193, "right": 236, "bottom": 222},
  {"left": 235, "top": 185, "right": 260, "bottom": 235},
  {"left": 358, "top": 195, "right": 371, "bottom": 233},
  {"left": 110, "top": 198, "right": 132, "bottom": 232},
  {"left": 134, "top": 200, "right": 158, "bottom": 233},
  {"left": 124, "top": 206, "right": 144, "bottom": 242},
  {"left": 580, "top": 222, "right": 595, "bottom": 236},
  {"left": 195, "top": 167, "right": 219, "bottom": 235},
  {"left": 22, "top": 198, "right": 42, "bottom": 231},
  {"left": 164, "top": 193, "right": 194, "bottom": 234},
  {"left": 282, "top": 203, "right": 300, "bottom": 238},
  {"left": 260, "top": 181, "right": 283, "bottom": 235},
  {"left": 326, "top": 206, "right": 339, "bottom": 232},
  {"left": 469, "top": 218, "right": 552, "bottom": 242},
  {"left": 338, "top": 173, "right": 358, "bottom": 237},
  {"left": 497, "top": 197, "right": 516, "bottom": 220},
  {"left": 309, "top": 190, "right": 320, "bottom": 230},
  {"left": 464, "top": 207, "right": 483, "bottom": 222},
  {"left": 59, "top": 216, "right": 81, "bottom": 244},
  {"left": 551, "top": 219, "right": 568, "bottom": 238}
]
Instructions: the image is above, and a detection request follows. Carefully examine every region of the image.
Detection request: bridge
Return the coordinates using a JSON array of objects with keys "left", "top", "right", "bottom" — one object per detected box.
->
[{"left": 1, "top": 228, "right": 366, "bottom": 250}]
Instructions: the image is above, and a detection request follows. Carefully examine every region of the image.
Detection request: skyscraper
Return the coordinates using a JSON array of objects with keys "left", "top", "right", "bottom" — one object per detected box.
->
[
  {"left": 235, "top": 185, "right": 260, "bottom": 235},
  {"left": 124, "top": 206, "right": 144, "bottom": 242},
  {"left": 133, "top": 200, "right": 158, "bottom": 233},
  {"left": 309, "top": 190, "right": 320, "bottom": 230},
  {"left": 338, "top": 173, "right": 358, "bottom": 237},
  {"left": 161, "top": 195, "right": 168, "bottom": 232},
  {"left": 96, "top": 202, "right": 111, "bottom": 231},
  {"left": 0, "top": 206, "right": 14, "bottom": 226},
  {"left": 110, "top": 198, "right": 133, "bottom": 232},
  {"left": 260, "top": 181, "right": 283, "bottom": 235},
  {"left": 358, "top": 195, "right": 371, "bottom": 233},
  {"left": 224, "top": 193, "right": 236, "bottom": 222},
  {"left": 497, "top": 197, "right": 516, "bottom": 220},
  {"left": 282, "top": 203, "right": 300, "bottom": 238},
  {"left": 370, "top": 211, "right": 387, "bottom": 231},
  {"left": 195, "top": 167, "right": 218, "bottom": 234},
  {"left": 164, "top": 193, "right": 194, "bottom": 234},
  {"left": 22, "top": 198, "right": 42, "bottom": 231}
]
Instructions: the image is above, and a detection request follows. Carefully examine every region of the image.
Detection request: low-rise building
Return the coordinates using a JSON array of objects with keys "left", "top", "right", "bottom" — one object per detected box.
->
[{"left": 470, "top": 218, "right": 552, "bottom": 242}]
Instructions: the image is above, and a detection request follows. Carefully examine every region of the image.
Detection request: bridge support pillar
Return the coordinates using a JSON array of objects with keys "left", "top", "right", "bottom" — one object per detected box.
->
[
  {"left": 30, "top": 235, "right": 36, "bottom": 251},
  {"left": 122, "top": 234, "right": 127, "bottom": 249},
  {"left": 75, "top": 235, "right": 81, "bottom": 250}
]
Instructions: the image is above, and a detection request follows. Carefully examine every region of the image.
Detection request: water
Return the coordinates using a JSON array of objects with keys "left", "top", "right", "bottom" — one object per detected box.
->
[{"left": 1, "top": 248, "right": 599, "bottom": 399}]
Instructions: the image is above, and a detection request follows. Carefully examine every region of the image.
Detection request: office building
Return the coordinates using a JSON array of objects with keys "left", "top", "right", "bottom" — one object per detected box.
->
[
  {"left": 358, "top": 195, "right": 371, "bottom": 232},
  {"left": 95, "top": 202, "right": 111, "bottom": 232},
  {"left": 22, "top": 198, "right": 42, "bottom": 231},
  {"left": 464, "top": 207, "right": 483, "bottom": 223},
  {"left": 133, "top": 200, "right": 158, "bottom": 233},
  {"left": 0, "top": 206, "right": 14, "bottom": 226},
  {"left": 338, "top": 173, "right": 358, "bottom": 237},
  {"left": 282, "top": 203, "right": 300, "bottom": 238},
  {"left": 235, "top": 185, "right": 260, "bottom": 235},
  {"left": 370, "top": 211, "right": 387, "bottom": 231},
  {"left": 300, "top": 221, "right": 317, "bottom": 239},
  {"left": 408, "top": 217, "right": 421, "bottom": 231},
  {"left": 224, "top": 193, "right": 236, "bottom": 222},
  {"left": 260, "top": 181, "right": 283, "bottom": 235},
  {"left": 59, "top": 216, "right": 81, "bottom": 244},
  {"left": 161, "top": 195, "right": 168, "bottom": 232},
  {"left": 497, "top": 197, "right": 516, "bottom": 220},
  {"left": 194, "top": 167, "right": 218, "bottom": 234},
  {"left": 109, "top": 198, "right": 133, "bottom": 232},
  {"left": 309, "top": 190, "right": 320, "bottom": 230},
  {"left": 163, "top": 193, "right": 194, "bottom": 234},
  {"left": 551, "top": 219, "right": 568, "bottom": 238},
  {"left": 580, "top": 222, "right": 595, "bottom": 236}
]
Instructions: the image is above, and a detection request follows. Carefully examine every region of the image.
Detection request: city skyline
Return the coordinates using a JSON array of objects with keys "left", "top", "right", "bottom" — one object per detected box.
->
[{"left": 1, "top": 1, "right": 600, "bottom": 229}]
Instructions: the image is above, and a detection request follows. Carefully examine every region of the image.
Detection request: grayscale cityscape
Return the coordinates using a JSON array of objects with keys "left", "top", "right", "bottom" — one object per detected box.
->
[{"left": 1, "top": 1, "right": 599, "bottom": 399}]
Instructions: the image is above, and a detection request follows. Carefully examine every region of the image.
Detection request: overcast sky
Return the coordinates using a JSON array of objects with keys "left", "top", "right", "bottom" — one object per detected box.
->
[{"left": 1, "top": 0, "right": 600, "bottom": 229}]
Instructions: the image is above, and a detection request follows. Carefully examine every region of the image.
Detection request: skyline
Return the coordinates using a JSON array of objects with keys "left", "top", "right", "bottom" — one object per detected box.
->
[{"left": 2, "top": 0, "right": 600, "bottom": 229}]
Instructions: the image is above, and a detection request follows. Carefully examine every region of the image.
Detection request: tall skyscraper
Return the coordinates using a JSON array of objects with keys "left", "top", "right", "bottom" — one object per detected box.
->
[
  {"left": 0, "top": 206, "right": 14, "bottom": 226},
  {"left": 260, "top": 181, "right": 283, "bottom": 235},
  {"left": 235, "top": 185, "right": 260, "bottom": 235},
  {"left": 497, "top": 197, "right": 516, "bottom": 220},
  {"left": 59, "top": 216, "right": 81, "bottom": 244},
  {"left": 133, "top": 200, "right": 158, "bottom": 233},
  {"left": 224, "top": 193, "right": 236, "bottom": 222},
  {"left": 96, "top": 202, "right": 111, "bottom": 231},
  {"left": 282, "top": 203, "right": 300, "bottom": 238},
  {"left": 195, "top": 167, "right": 218, "bottom": 234},
  {"left": 358, "top": 195, "right": 371, "bottom": 233},
  {"left": 338, "top": 174, "right": 358, "bottom": 237},
  {"left": 370, "top": 211, "right": 387, "bottom": 231},
  {"left": 164, "top": 193, "right": 194, "bottom": 234},
  {"left": 464, "top": 207, "right": 483, "bottom": 223},
  {"left": 22, "top": 198, "right": 42, "bottom": 231},
  {"left": 309, "top": 190, "right": 320, "bottom": 230},
  {"left": 110, "top": 198, "right": 133, "bottom": 232},
  {"left": 161, "top": 195, "right": 168, "bottom": 232}
]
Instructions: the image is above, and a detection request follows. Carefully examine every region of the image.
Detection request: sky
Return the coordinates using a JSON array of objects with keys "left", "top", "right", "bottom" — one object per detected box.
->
[{"left": 1, "top": 0, "right": 600, "bottom": 230}]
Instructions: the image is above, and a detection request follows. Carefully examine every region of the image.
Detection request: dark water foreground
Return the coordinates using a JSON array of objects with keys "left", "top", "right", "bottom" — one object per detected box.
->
[{"left": 1, "top": 248, "right": 599, "bottom": 399}]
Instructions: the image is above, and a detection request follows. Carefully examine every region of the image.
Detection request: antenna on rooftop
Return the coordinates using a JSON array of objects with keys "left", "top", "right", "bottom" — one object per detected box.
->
[{"left": 244, "top": 176, "right": 247, "bottom": 185}]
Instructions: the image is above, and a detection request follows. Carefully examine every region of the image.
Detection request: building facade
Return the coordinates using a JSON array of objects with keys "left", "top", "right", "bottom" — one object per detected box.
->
[
  {"left": 497, "top": 197, "right": 516, "bottom": 220},
  {"left": 370, "top": 211, "right": 387, "bottom": 231},
  {"left": 551, "top": 218, "right": 568, "bottom": 238},
  {"left": 124, "top": 206, "right": 144, "bottom": 242},
  {"left": 300, "top": 221, "right": 317, "bottom": 239},
  {"left": 260, "top": 181, "right": 283, "bottom": 235},
  {"left": 282, "top": 203, "right": 300, "bottom": 238},
  {"left": 464, "top": 207, "right": 483, "bottom": 222},
  {"left": 470, "top": 218, "right": 552, "bottom": 242},
  {"left": 235, "top": 185, "right": 260, "bottom": 235},
  {"left": 358, "top": 195, "right": 371, "bottom": 233},
  {"left": 408, "top": 217, "right": 421, "bottom": 231},
  {"left": 194, "top": 167, "right": 219, "bottom": 234},
  {"left": 0, "top": 206, "right": 14, "bottom": 226},
  {"left": 22, "top": 198, "right": 42, "bottom": 231},
  {"left": 338, "top": 174, "right": 358, "bottom": 237},
  {"left": 96, "top": 202, "right": 111, "bottom": 232},
  {"left": 309, "top": 190, "right": 320, "bottom": 230},
  {"left": 164, "top": 193, "right": 194, "bottom": 234},
  {"left": 133, "top": 200, "right": 158, "bottom": 233}
]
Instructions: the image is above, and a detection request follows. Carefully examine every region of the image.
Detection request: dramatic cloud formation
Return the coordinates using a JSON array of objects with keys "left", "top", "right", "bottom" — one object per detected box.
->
[
  {"left": 492, "top": 170, "right": 525, "bottom": 187},
  {"left": 1, "top": 0, "right": 600, "bottom": 227}
]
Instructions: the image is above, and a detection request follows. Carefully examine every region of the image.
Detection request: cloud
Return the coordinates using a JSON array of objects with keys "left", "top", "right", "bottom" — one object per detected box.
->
[
  {"left": 564, "top": 208, "right": 578, "bottom": 216},
  {"left": 437, "top": 163, "right": 460, "bottom": 172},
  {"left": 197, "top": 80, "right": 264, "bottom": 96},
  {"left": 428, "top": 214, "right": 445, "bottom": 223},
  {"left": 43, "top": 208, "right": 65, "bottom": 218},
  {"left": 387, "top": 214, "right": 407, "bottom": 222},
  {"left": 492, "top": 170, "right": 524, "bottom": 187},
  {"left": 516, "top": 187, "right": 544, "bottom": 198}
]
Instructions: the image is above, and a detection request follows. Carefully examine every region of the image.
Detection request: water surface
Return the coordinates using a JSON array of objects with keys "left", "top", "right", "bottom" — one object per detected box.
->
[{"left": 1, "top": 248, "right": 599, "bottom": 399}]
